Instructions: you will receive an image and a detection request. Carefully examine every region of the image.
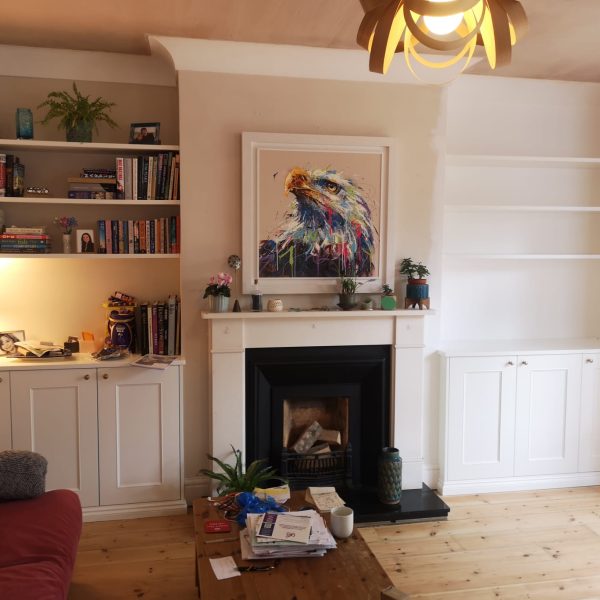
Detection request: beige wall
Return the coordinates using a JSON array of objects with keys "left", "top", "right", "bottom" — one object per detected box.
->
[{"left": 178, "top": 71, "right": 446, "bottom": 481}]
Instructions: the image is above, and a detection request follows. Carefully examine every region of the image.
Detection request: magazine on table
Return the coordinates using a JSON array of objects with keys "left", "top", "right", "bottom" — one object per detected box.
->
[{"left": 132, "top": 354, "right": 176, "bottom": 369}]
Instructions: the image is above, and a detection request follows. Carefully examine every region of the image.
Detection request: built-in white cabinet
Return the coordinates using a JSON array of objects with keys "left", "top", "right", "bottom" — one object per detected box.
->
[
  {"left": 10, "top": 368, "right": 99, "bottom": 507},
  {"left": 98, "top": 366, "right": 181, "bottom": 505},
  {"left": 446, "top": 356, "right": 517, "bottom": 481},
  {"left": 2, "top": 360, "right": 185, "bottom": 520},
  {"left": 579, "top": 354, "right": 600, "bottom": 472},
  {"left": 0, "top": 372, "right": 12, "bottom": 449},
  {"left": 514, "top": 355, "right": 581, "bottom": 477},
  {"left": 441, "top": 345, "right": 600, "bottom": 495}
]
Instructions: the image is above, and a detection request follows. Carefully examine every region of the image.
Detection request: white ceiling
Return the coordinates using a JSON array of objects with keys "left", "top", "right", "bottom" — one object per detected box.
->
[{"left": 0, "top": 0, "right": 598, "bottom": 83}]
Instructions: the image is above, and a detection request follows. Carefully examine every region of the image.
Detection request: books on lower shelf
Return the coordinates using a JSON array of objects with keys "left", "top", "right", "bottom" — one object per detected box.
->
[
  {"left": 241, "top": 510, "right": 336, "bottom": 560},
  {"left": 134, "top": 295, "right": 181, "bottom": 356},
  {"left": 0, "top": 226, "right": 50, "bottom": 253},
  {"left": 97, "top": 217, "right": 180, "bottom": 254}
]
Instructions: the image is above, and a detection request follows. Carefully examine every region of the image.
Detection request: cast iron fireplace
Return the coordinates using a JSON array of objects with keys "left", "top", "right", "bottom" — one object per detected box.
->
[
  {"left": 245, "top": 345, "right": 391, "bottom": 491},
  {"left": 245, "top": 344, "right": 450, "bottom": 524}
]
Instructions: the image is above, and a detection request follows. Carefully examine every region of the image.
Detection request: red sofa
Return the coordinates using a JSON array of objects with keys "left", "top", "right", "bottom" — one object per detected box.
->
[{"left": 0, "top": 489, "right": 82, "bottom": 600}]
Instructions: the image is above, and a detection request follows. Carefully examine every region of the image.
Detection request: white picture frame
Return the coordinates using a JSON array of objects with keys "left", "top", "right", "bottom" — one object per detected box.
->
[{"left": 242, "top": 132, "right": 397, "bottom": 294}]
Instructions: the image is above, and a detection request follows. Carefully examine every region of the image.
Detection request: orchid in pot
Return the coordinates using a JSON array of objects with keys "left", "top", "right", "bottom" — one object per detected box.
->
[
  {"left": 203, "top": 272, "right": 233, "bottom": 312},
  {"left": 54, "top": 216, "right": 78, "bottom": 254}
]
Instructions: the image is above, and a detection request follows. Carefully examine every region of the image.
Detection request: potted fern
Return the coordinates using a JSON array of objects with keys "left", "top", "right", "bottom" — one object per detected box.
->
[
  {"left": 339, "top": 275, "right": 361, "bottom": 310},
  {"left": 199, "top": 446, "right": 286, "bottom": 495},
  {"left": 38, "top": 83, "right": 118, "bottom": 142}
]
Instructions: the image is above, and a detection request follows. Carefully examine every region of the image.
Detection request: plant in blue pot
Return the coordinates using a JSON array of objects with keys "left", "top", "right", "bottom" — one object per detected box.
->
[{"left": 400, "top": 258, "right": 430, "bottom": 310}]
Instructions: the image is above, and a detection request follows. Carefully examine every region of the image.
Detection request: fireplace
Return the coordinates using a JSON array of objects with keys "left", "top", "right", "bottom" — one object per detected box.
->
[
  {"left": 203, "top": 310, "right": 450, "bottom": 523},
  {"left": 245, "top": 345, "right": 391, "bottom": 490}
]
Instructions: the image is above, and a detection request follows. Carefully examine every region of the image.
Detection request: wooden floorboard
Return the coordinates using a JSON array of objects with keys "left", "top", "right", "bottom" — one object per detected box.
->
[{"left": 69, "top": 487, "right": 600, "bottom": 599}]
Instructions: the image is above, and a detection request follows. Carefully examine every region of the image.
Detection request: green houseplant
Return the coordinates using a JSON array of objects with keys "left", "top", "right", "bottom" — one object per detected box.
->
[
  {"left": 399, "top": 258, "right": 431, "bottom": 309},
  {"left": 338, "top": 275, "right": 362, "bottom": 310},
  {"left": 199, "top": 446, "right": 286, "bottom": 495},
  {"left": 38, "top": 83, "right": 118, "bottom": 142}
]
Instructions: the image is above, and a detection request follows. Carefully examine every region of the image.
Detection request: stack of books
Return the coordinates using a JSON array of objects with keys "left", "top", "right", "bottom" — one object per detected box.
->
[
  {"left": 68, "top": 169, "right": 117, "bottom": 199},
  {"left": 135, "top": 295, "right": 181, "bottom": 356},
  {"left": 240, "top": 510, "right": 336, "bottom": 560},
  {"left": 115, "top": 153, "right": 180, "bottom": 200},
  {"left": 0, "top": 226, "right": 50, "bottom": 253}
]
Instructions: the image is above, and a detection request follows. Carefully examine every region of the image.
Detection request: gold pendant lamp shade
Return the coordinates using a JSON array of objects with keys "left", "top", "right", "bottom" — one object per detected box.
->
[{"left": 357, "top": 0, "right": 528, "bottom": 77}]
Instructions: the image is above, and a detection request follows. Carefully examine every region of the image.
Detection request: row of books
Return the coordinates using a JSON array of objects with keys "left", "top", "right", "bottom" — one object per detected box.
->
[
  {"left": 116, "top": 153, "right": 180, "bottom": 200},
  {"left": 133, "top": 296, "right": 181, "bottom": 356},
  {"left": 97, "top": 217, "right": 180, "bottom": 254},
  {"left": 0, "top": 154, "right": 25, "bottom": 197},
  {"left": 0, "top": 226, "right": 49, "bottom": 253}
]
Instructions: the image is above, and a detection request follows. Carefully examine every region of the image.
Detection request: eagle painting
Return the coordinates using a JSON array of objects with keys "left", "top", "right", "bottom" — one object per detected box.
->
[{"left": 259, "top": 167, "right": 377, "bottom": 278}]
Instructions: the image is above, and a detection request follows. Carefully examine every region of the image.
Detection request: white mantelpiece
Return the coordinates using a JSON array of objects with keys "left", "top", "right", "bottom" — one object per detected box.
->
[{"left": 202, "top": 310, "right": 432, "bottom": 489}]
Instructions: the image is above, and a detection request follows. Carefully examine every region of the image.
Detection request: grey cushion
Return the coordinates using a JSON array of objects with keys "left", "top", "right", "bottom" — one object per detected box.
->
[{"left": 0, "top": 450, "right": 47, "bottom": 501}]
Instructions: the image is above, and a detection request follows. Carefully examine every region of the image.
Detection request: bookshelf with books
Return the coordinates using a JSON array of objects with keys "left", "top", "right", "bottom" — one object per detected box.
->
[{"left": 0, "top": 139, "right": 181, "bottom": 258}]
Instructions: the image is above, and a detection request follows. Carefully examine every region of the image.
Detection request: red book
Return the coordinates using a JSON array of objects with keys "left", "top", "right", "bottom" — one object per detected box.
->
[{"left": 204, "top": 520, "right": 231, "bottom": 533}]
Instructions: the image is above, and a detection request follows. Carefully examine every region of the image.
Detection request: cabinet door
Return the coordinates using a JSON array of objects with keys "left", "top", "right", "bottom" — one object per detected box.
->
[
  {"left": 579, "top": 354, "right": 600, "bottom": 472},
  {"left": 0, "top": 372, "right": 11, "bottom": 449},
  {"left": 98, "top": 366, "right": 180, "bottom": 505},
  {"left": 447, "top": 356, "right": 517, "bottom": 480},
  {"left": 10, "top": 368, "right": 98, "bottom": 506},
  {"left": 515, "top": 354, "right": 581, "bottom": 476}
]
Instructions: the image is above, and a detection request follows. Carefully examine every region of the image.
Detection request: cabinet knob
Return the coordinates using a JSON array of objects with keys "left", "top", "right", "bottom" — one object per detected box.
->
[
  {"left": 506, "top": 361, "right": 514, "bottom": 367},
  {"left": 84, "top": 374, "right": 90, "bottom": 380},
  {"left": 586, "top": 358, "right": 595, "bottom": 364},
  {"left": 102, "top": 373, "right": 109, "bottom": 380},
  {"left": 520, "top": 361, "right": 528, "bottom": 366}
]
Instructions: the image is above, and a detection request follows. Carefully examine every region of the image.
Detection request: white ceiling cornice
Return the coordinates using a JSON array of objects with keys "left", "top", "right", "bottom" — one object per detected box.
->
[{"left": 0, "top": 43, "right": 176, "bottom": 86}]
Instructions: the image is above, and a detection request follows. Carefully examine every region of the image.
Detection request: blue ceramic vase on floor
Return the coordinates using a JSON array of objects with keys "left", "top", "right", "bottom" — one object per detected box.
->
[{"left": 377, "top": 447, "right": 402, "bottom": 505}]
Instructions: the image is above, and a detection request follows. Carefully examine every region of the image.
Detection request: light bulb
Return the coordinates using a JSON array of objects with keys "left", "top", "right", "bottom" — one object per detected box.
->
[{"left": 423, "top": 0, "right": 463, "bottom": 36}]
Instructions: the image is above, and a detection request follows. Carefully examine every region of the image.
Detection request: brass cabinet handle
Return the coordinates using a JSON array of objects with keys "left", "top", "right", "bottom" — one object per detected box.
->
[
  {"left": 520, "top": 361, "right": 528, "bottom": 366},
  {"left": 102, "top": 373, "right": 109, "bottom": 380},
  {"left": 84, "top": 374, "right": 90, "bottom": 380},
  {"left": 586, "top": 358, "right": 595, "bottom": 364},
  {"left": 506, "top": 361, "right": 514, "bottom": 366}
]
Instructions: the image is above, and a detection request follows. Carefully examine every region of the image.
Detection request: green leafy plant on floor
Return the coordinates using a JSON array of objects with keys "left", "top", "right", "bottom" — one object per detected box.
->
[{"left": 199, "top": 446, "right": 286, "bottom": 495}]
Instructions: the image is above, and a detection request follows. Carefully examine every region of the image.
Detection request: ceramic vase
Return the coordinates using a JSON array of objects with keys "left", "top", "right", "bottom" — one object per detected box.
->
[
  {"left": 62, "top": 233, "right": 72, "bottom": 254},
  {"left": 377, "top": 447, "right": 402, "bottom": 505},
  {"left": 209, "top": 295, "right": 229, "bottom": 313}
]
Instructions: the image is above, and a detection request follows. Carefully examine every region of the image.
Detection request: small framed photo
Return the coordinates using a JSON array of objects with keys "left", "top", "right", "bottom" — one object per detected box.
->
[
  {"left": 77, "top": 229, "right": 96, "bottom": 254},
  {"left": 129, "top": 122, "right": 160, "bottom": 145},
  {"left": 0, "top": 330, "right": 25, "bottom": 356}
]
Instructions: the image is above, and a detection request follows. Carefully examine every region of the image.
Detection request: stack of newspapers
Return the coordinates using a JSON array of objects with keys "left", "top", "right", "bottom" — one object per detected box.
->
[{"left": 240, "top": 510, "right": 337, "bottom": 559}]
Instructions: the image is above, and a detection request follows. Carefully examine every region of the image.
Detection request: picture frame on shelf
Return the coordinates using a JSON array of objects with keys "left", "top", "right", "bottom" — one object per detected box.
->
[
  {"left": 129, "top": 122, "right": 160, "bottom": 145},
  {"left": 0, "top": 330, "right": 25, "bottom": 356},
  {"left": 76, "top": 229, "right": 95, "bottom": 254},
  {"left": 242, "top": 132, "right": 396, "bottom": 294}
]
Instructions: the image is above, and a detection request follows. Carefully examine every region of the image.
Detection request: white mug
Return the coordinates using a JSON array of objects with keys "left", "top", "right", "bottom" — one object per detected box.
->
[{"left": 330, "top": 506, "right": 354, "bottom": 539}]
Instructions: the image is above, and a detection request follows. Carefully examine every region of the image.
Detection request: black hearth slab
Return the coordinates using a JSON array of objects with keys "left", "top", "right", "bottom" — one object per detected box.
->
[{"left": 338, "top": 484, "right": 450, "bottom": 524}]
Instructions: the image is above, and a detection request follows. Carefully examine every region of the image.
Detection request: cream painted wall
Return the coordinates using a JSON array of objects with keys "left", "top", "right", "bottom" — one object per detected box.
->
[{"left": 177, "top": 70, "right": 447, "bottom": 481}]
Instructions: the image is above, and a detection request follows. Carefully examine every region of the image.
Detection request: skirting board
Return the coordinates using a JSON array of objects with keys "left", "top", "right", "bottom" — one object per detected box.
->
[
  {"left": 185, "top": 476, "right": 211, "bottom": 504},
  {"left": 439, "top": 472, "right": 600, "bottom": 496},
  {"left": 82, "top": 499, "right": 188, "bottom": 522}
]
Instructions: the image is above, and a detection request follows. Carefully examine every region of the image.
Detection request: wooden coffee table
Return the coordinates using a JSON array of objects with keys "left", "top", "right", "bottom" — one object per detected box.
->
[{"left": 193, "top": 491, "right": 393, "bottom": 599}]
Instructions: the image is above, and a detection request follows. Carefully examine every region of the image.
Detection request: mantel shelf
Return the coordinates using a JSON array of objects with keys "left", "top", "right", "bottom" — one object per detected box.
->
[
  {"left": 201, "top": 309, "right": 434, "bottom": 319},
  {"left": 0, "top": 139, "right": 179, "bottom": 153}
]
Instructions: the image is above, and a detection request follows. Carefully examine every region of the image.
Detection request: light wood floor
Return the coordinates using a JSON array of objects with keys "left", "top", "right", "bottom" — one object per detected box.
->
[{"left": 69, "top": 487, "right": 600, "bottom": 599}]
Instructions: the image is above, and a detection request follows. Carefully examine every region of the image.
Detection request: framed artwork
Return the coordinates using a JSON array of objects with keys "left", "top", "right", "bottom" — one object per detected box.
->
[
  {"left": 129, "top": 122, "right": 160, "bottom": 145},
  {"left": 76, "top": 229, "right": 95, "bottom": 253},
  {"left": 0, "top": 330, "right": 25, "bottom": 356},
  {"left": 242, "top": 132, "right": 397, "bottom": 294}
]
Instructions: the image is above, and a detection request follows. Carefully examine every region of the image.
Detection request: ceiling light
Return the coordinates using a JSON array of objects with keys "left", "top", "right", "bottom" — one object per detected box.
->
[{"left": 357, "top": 0, "right": 528, "bottom": 80}]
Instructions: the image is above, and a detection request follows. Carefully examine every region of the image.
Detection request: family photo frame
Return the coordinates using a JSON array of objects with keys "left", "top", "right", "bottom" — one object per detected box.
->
[
  {"left": 242, "top": 132, "right": 397, "bottom": 294},
  {"left": 0, "top": 330, "right": 25, "bottom": 356},
  {"left": 129, "top": 122, "right": 160, "bottom": 145}
]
